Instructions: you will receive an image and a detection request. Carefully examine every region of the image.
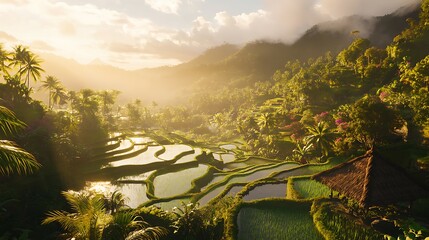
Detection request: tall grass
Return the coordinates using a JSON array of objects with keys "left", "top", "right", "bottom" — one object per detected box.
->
[{"left": 236, "top": 200, "right": 323, "bottom": 240}]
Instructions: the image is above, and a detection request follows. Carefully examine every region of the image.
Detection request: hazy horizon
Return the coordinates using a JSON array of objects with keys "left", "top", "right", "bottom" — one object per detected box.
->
[{"left": 0, "top": 0, "right": 420, "bottom": 71}]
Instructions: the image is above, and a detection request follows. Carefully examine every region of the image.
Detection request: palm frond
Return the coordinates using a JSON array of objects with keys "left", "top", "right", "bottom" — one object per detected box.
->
[
  {"left": 61, "top": 191, "right": 105, "bottom": 215},
  {"left": 43, "top": 210, "right": 89, "bottom": 238},
  {"left": 125, "top": 227, "right": 169, "bottom": 240},
  {"left": 0, "top": 140, "right": 40, "bottom": 175},
  {"left": 42, "top": 210, "right": 80, "bottom": 233},
  {"left": 112, "top": 211, "right": 142, "bottom": 228},
  {"left": 0, "top": 106, "right": 26, "bottom": 136},
  {"left": 45, "top": 191, "right": 110, "bottom": 239}
]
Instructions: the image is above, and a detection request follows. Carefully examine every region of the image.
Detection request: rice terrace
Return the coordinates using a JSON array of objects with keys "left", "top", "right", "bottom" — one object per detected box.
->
[{"left": 1, "top": 0, "right": 429, "bottom": 239}]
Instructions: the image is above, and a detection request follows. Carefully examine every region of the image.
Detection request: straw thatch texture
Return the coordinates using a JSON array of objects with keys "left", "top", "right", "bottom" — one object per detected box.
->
[{"left": 312, "top": 150, "right": 428, "bottom": 207}]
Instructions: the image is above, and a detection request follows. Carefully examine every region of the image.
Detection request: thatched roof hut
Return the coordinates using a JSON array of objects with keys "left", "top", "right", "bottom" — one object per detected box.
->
[{"left": 312, "top": 149, "right": 429, "bottom": 207}]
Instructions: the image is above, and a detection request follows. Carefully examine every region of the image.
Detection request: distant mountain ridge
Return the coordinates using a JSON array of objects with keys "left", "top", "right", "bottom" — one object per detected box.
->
[{"left": 34, "top": 3, "right": 420, "bottom": 105}]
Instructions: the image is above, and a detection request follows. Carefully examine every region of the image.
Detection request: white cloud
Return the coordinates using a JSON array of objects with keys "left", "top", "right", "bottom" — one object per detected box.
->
[
  {"left": 0, "top": 0, "right": 180, "bottom": 69},
  {"left": 214, "top": 11, "right": 234, "bottom": 26},
  {"left": 144, "top": 0, "right": 182, "bottom": 14},
  {"left": 0, "top": 0, "right": 420, "bottom": 70},
  {"left": 234, "top": 10, "right": 267, "bottom": 29},
  {"left": 193, "top": 16, "right": 214, "bottom": 32},
  {"left": 177, "top": 0, "right": 419, "bottom": 48}
]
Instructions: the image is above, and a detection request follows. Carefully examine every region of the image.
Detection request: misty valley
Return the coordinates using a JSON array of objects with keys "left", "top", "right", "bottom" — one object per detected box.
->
[{"left": 1, "top": 1, "right": 429, "bottom": 240}]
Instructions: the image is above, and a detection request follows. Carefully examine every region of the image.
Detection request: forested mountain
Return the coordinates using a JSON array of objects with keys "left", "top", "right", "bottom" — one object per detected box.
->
[{"left": 37, "top": 3, "right": 419, "bottom": 105}]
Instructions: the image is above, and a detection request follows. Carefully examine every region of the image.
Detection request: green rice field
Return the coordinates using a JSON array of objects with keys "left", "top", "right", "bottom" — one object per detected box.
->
[
  {"left": 291, "top": 177, "right": 331, "bottom": 199},
  {"left": 237, "top": 200, "right": 323, "bottom": 240},
  {"left": 157, "top": 144, "right": 193, "bottom": 160},
  {"left": 87, "top": 132, "right": 345, "bottom": 239},
  {"left": 153, "top": 164, "right": 209, "bottom": 198}
]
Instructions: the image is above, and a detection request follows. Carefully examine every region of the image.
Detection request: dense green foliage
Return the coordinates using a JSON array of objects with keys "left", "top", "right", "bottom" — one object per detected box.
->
[
  {"left": 0, "top": 44, "right": 120, "bottom": 238},
  {"left": 0, "top": 106, "right": 40, "bottom": 175},
  {"left": 0, "top": 1, "right": 429, "bottom": 239}
]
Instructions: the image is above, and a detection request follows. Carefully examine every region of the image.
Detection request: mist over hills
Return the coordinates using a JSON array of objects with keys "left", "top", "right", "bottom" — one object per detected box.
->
[{"left": 34, "top": 3, "right": 419, "bottom": 105}]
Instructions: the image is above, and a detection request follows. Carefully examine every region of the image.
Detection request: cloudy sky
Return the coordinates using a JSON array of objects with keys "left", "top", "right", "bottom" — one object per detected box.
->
[{"left": 0, "top": 0, "right": 419, "bottom": 70}]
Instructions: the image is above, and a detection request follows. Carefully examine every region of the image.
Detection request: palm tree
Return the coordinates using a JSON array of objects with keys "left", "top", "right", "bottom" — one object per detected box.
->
[
  {"left": 40, "top": 75, "right": 60, "bottom": 109},
  {"left": 257, "top": 112, "right": 275, "bottom": 133},
  {"left": 42, "top": 191, "right": 110, "bottom": 240},
  {"left": 18, "top": 53, "right": 44, "bottom": 88},
  {"left": 51, "top": 85, "right": 68, "bottom": 109},
  {"left": 9, "top": 45, "right": 44, "bottom": 88},
  {"left": 0, "top": 43, "right": 10, "bottom": 75},
  {"left": 102, "top": 211, "right": 168, "bottom": 240},
  {"left": 102, "top": 211, "right": 141, "bottom": 240},
  {"left": 0, "top": 106, "right": 40, "bottom": 175},
  {"left": 44, "top": 191, "right": 168, "bottom": 240},
  {"left": 304, "top": 121, "right": 335, "bottom": 160},
  {"left": 292, "top": 141, "right": 313, "bottom": 163},
  {"left": 10, "top": 45, "right": 29, "bottom": 71},
  {"left": 172, "top": 202, "right": 204, "bottom": 239},
  {"left": 77, "top": 89, "right": 100, "bottom": 116},
  {"left": 105, "top": 190, "right": 127, "bottom": 214},
  {"left": 98, "top": 90, "right": 120, "bottom": 118}
]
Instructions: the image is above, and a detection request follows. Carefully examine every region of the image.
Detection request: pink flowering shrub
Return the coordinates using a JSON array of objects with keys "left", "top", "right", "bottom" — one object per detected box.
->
[
  {"left": 379, "top": 91, "right": 389, "bottom": 101},
  {"left": 314, "top": 111, "right": 330, "bottom": 123},
  {"left": 284, "top": 121, "right": 305, "bottom": 140},
  {"left": 332, "top": 136, "right": 353, "bottom": 155}
]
